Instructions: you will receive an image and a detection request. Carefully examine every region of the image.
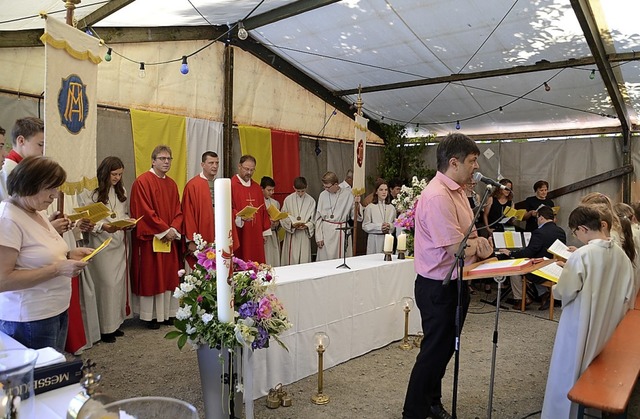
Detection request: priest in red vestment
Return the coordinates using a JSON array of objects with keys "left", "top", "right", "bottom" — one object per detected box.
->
[
  {"left": 231, "top": 155, "right": 271, "bottom": 263},
  {"left": 130, "top": 145, "right": 184, "bottom": 329}
]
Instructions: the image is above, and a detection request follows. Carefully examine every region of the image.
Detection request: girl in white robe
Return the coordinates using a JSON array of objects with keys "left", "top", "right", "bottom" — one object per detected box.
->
[
  {"left": 280, "top": 177, "right": 316, "bottom": 265},
  {"left": 77, "top": 157, "right": 133, "bottom": 343},
  {"left": 542, "top": 206, "right": 634, "bottom": 419},
  {"left": 362, "top": 180, "right": 397, "bottom": 254}
]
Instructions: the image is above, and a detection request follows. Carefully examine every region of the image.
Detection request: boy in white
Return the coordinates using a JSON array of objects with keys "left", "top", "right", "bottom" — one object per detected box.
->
[
  {"left": 363, "top": 179, "right": 397, "bottom": 254},
  {"left": 542, "top": 205, "right": 634, "bottom": 419},
  {"left": 261, "top": 176, "right": 281, "bottom": 267},
  {"left": 280, "top": 177, "right": 316, "bottom": 265}
]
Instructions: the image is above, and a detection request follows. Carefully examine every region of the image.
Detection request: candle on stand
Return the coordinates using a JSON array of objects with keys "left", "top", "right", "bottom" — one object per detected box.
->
[
  {"left": 383, "top": 234, "right": 394, "bottom": 253},
  {"left": 397, "top": 233, "right": 407, "bottom": 252},
  {"left": 214, "top": 178, "right": 233, "bottom": 323}
]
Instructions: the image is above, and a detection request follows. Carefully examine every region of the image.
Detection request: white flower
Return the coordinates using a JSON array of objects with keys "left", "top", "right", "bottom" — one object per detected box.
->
[
  {"left": 201, "top": 313, "right": 214, "bottom": 324},
  {"left": 177, "top": 269, "right": 186, "bottom": 278},
  {"left": 185, "top": 324, "right": 196, "bottom": 335},
  {"left": 180, "top": 282, "right": 195, "bottom": 293},
  {"left": 173, "top": 287, "right": 185, "bottom": 299},
  {"left": 176, "top": 304, "right": 192, "bottom": 320}
]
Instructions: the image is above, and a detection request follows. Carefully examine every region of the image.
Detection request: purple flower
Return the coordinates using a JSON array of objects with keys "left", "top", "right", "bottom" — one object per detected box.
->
[
  {"left": 257, "top": 297, "right": 273, "bottom": 320},
  {"left": 251, "top": 325, "right": 269, "bottom": 349},
  {"left": 238, "top": 301, "right": 258, "bottom": 319},
  {"left": 197, "top": 247, "right": 216, "bottom": 270},
  {"left": 197, "top": 295, "right": 203, "bottom": 303}
]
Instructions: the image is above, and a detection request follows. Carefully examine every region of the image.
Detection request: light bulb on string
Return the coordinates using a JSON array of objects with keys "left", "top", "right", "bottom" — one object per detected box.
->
[
  {"left": 237, "top": 22, "right": 248, "bottom": 41},
  {"left": 455, "top": 120, "right": 461, "bottom": 130},
  {"left": 138, "top": 62, "right": 146, "bottom": 79},
  {"left": 499, "top": 106, "right": 503, "bottom": 114},
  {"left": 544, "top": 82, "right": 551, "bottom": 92},
  {"left": 415, "top": 123, "right": 420, "bottom": 133},
  {"left": 589, "top": 69, "right": 596, "bottom": 80},
  {"left": 105, "top": 48, "right": 112, "bottom": 62},
  {"left": 180, "top": 56, "right": 189, "bottom": 75}
]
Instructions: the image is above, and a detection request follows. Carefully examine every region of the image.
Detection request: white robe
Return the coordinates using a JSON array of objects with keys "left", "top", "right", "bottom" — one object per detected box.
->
[
  {"left": 315, "top": 186, "right": 355, "bottom": 261},
  {"left": 362, "top": 201, "right": 397, "bottom": 254},
  {"left": 264, "top": 197, "right": 281, "bottom": 267},
  {"left": 77, "top": 187, "right": 131, "bottom": 334},
  {"left": 541, "top": 239, "right": 634, "bottom": 419},
  {"left": 280, "top": 192, "right": 316, "bottom": 265}
]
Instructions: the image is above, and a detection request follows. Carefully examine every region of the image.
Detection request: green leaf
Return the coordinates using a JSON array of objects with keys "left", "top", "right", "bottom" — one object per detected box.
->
[
  {"left": 177, "top": 333, "right": 188, "bottom": 350},
  {"left": 164, "top": 330, "right": 182, "bottom": 340}
]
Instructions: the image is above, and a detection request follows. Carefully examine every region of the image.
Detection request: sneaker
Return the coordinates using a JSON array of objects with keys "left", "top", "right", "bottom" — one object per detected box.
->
[{"left": 429, "top": 403, "right": 453, "bottom": 419}]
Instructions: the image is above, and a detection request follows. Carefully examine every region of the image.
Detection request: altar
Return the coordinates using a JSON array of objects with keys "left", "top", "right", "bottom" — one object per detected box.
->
[{"left": 252, "top": 254, "right": 420, "bottom": 398}]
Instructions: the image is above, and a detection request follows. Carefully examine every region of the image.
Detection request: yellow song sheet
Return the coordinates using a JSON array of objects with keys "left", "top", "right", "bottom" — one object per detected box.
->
[
  {"left": 109, "top": 216, "right": 144, "bottom": 229},
  {"left": 236, "top": 205, "right": 261, "bottom": 219},
  {"left": 82, "top": 237, "right": 112, "bottom": 262},
  {"left": 267, "top": 205, "right": 289, "bottom": 221},
  {"left": 67, "top": 210, "right": 90, "bottom": 222},
  {"left": 73, "top": 202, "right": 112, "bottom": 224},
  {"left": 153, "top": 237, "right": 172, "bottom": 253}
]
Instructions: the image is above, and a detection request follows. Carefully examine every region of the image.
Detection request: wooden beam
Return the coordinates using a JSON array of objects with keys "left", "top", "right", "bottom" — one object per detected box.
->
[
  {"left": 453, "top": 126, "right": 626, "bottom": 142},
  {"left": 234, "top": 38, "right": 386, "bottom": 140},
  {"left": 244, "top": 0, "right": 340, "bottom": 30},
  {"left": 76, "top": 0, "right": 137, "bottom": 30},
  {"left": 91, "top": 26, "right": 227, "bottom": 44},
  {"left": 571, "top": 0, "right": 631, "bottom": 134},
  {"left": 514, "top": 165, "right": 633, "bottom": 207}
]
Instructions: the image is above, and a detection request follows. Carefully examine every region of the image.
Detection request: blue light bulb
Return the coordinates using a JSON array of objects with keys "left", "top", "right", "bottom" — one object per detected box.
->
[
  {"left": 180, "top": 56, "right": 189, "bottom": 75},
  {"left": 455, "top": 120, "right": 461, "bottom": 130}
]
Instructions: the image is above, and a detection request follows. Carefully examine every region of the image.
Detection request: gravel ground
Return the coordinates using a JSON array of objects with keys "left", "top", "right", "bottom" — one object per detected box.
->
[{"left": 78, "top": 291, "right": 640, "bottom": 419}]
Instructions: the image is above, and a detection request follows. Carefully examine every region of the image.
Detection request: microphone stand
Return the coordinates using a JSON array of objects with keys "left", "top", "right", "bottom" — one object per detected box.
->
[
  {"left": 442, "top": 184, "right": 493, "bottom": 419},
  {"left": 335, "top": 224, "right": 354, "bottom": 269}
]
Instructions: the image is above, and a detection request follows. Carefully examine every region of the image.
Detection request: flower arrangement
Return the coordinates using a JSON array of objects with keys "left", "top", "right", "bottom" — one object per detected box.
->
[
  {"left": 392, "top": 176, "right": 429, "bottom": 254},
  {"left": 165, "top": 234, "right": 292, "bottom": 351}
]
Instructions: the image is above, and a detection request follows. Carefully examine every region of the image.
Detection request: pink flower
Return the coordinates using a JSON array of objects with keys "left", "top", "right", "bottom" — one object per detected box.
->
[
  {"left": 257, "top": 297, "right": 273, "bottom": 320},
  {"left": 197, "top": 247, "right": 216, "bottom": 270},
  {"left": 197, "top": 295, "right": 203, "bottom": 303}
]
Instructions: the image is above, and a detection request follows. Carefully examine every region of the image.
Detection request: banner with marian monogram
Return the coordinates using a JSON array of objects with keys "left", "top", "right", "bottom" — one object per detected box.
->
[
  {"left": 41, "top": 16, "right": 100, "bottom": 194},
  {"left": 351, "top": 113, "right": 368, "bottom": 196}
]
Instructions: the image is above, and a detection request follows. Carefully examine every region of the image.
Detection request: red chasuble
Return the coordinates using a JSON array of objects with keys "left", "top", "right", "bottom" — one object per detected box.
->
[
  {"left": 129, "top": 171, "right": 183, "bottom": 297},
  {"left": 231, "top": 175, "right": 271, "bottom": 263},
  {"left": 182, "top": 175, "right": 215, "bottom": 244}
]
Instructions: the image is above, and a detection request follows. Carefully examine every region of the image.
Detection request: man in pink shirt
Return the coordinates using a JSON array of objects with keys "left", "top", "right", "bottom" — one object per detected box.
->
[{"left": 403, "top": 133, "right": 493, "bottom": 419}]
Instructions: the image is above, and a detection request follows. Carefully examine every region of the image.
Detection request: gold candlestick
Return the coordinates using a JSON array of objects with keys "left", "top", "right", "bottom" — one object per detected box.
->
[
  {"left": 399, "top": 297, "right": 414, "bottom": 350},
  {"left": 311, "top": 332, "right": 330, "bottom": 405}
]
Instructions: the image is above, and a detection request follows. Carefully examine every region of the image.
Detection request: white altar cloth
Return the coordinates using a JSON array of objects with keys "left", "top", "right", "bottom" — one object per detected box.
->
[{"left": 252, "top": 254, "right": 420, "bottom": 398}]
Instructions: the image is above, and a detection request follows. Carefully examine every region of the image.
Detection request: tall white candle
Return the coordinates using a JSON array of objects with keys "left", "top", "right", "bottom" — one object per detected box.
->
[
  {"left": 397, "top": 233, "right": 407, "bottom": 251},
  {"left": 214, "top": 178, "right": 233, "bottom": 323},
  {"left": 383, "top": 234, "right": 394, "bottom": 253}
]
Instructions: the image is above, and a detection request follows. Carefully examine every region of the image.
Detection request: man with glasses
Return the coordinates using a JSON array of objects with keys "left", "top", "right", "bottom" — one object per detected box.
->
[
  {"left": 231, "top": 155, "right": 271, "bottom": 263},
  {"left": 130, "top": 145, "right": 184, "bottom": 329}
]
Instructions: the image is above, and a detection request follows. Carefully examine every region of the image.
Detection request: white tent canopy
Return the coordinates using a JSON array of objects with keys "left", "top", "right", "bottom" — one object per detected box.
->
[{"left": 1, "top": 0, "right": 639, "bottom": 140}]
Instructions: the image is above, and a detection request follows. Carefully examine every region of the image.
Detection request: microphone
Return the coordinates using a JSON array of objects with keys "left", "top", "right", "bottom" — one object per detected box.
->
[{"left": 473, "top": 172, "right": 509, "bottom": 190}]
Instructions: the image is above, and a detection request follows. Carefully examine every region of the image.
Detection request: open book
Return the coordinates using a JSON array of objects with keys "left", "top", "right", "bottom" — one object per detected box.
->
[
  {"left": 152, "top": 237, "right": 172, "bottom": 253},
  {"left": 537, "top": 204, "right": 560, "bottom": 214},
  {"left": 469, "top": 258, "right": 534, "bottom": 275},
  {"left": 67, "top": 210, "right": 90, "bottom": 222},
  {"left": 547, "top": 239, "right": 572, "bottom": 260},
  {"left": 73, "top": 202, "right": 112, "bottom": 224},
  {"left": 267, "top": 205, "right": 289, "bottom": 221},
  {"left": 108, "top": 216, "right": 143, "bottom": 229},
  {"left": 502, "top": 206, "right": 527, "bottom": 222},
  {"left": 236, "top": 204, "right": 262, "bottom": 219},
  {"left": 530, "top": 259, "right": 563, "bottom": 283},
  {"left": 81, "top": 237, "right": 112, "bottom": 262}
]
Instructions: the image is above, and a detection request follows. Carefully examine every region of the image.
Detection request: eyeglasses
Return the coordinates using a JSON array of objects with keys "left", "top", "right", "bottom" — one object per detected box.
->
[
  {"left": 572, "top": 226, "right": 581, "bottom": 237},
  {"left": 155, "top": 157, "right": 173, "bottom": 162}
]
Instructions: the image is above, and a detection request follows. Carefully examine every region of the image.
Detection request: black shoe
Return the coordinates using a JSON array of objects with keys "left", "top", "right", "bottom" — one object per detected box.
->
[
  {"left": 101, "top": 333, "right": 116, "bottom": 343},
  {"left": 146, "top": 320, "right": 160, "bottom": 330},
  {"left": 539, "top": 299, "right": 550, "bottom": 311},
  {"left": 113, "top": 329, "right": 124, "bottom": 337},
  {"left": 163, "top": 317, "right": 175, "bottom": 326},
  {"left": 429, "top": 403, "right": 453, "bottom": 419}
]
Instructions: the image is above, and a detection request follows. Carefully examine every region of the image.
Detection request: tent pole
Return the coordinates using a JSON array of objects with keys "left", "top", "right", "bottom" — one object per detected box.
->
[
  {"left": 223, "top": 44, "right": 234, "bottom": 177},
  {"left": 64, "top": 1, "right": 81, "bottom": 26}
]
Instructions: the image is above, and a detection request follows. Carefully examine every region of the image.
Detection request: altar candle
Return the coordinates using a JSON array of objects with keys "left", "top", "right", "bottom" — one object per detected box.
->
[
  {"left": 397, "top": 233, "right": 407, "bottom": 252},
  {"left": 383, "top": 234, "right": 394, "bottom": 253},
  {"left": 214, "top": 178, "right": 233, "bottom": 323}
]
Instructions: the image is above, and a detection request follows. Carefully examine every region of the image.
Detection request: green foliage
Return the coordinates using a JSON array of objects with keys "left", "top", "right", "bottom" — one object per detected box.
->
[{"left": 376, "top": 123, "right": 436, "bottom": 183}]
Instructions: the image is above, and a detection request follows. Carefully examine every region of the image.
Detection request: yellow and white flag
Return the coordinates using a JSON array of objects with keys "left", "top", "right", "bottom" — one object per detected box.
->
[
  {"left": 352, "top": 113, "right": 368, "bottom": 196},
  {"left": 41, "top": 16, "right": 101, "bottom": 193}
]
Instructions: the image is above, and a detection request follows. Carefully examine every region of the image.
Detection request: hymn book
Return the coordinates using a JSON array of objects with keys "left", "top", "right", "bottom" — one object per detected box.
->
[
  {"left": 547, "top": 239, "right": 572, "bottom": 260},
  {"left": 66, "top": 210, "right": 90, "bottom": 222},
  {"left": 531, "top": 260, "right": 563, "bottom": 283},
  {"left": 73, "top": 202, "right": 112, "bottom": 223},
  {"left": 267, "top": 205, "right": 289, "bottom": 221},
  {"left": 152, "top": 237, "right": 172, "bottom": 253},
  {"left": 81, "top": 237, "right": 112, "bottom": 262},
  {"left": 492, "top": 231, "right": 531, "bottom": 249},
  {"left": 502, "top": 206, "right": 527, "bottom": 222},
  {"left": 109, "top": 215, "right": 144, "bottom": 229},
  {"left": 469, "top": 258, "right": 533, "bottom": 275},
  {"left": 236, "top": 204, "right": 262, "bottom": 219}
]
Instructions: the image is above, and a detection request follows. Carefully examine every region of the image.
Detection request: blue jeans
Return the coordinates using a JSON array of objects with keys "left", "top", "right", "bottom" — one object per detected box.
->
[{"left": 0, "top": 311, "right": 68, "bottom": 352}]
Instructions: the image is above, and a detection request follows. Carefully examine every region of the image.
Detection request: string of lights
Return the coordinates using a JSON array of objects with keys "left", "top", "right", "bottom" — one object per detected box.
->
[{"left": 0, "top": 1, "right": 108, "bottom": 26}]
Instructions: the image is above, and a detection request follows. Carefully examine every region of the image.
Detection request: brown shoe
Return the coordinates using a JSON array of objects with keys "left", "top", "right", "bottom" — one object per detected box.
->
[{"left": 512, "top": 299, "right": 523, "bottom": 310}]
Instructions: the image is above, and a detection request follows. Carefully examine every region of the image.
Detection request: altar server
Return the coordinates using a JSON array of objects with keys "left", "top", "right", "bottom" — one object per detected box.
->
[
  {"left": 261, "top": 176, "right": 281, "bottom": 267},
  {"left": 280, "top": 177, "right": 316, "bottom": 265},
  {"left": 362, "top": 179, "right": 396, "bottom": 254},
  {"left": 542, "top": 205, "right": 634, "bottom": 418}
]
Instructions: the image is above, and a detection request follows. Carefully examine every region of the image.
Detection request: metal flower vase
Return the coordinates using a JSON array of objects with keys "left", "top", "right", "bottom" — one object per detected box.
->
[{"left": 197, "top": 345, "right": 244, "bottom": 419}]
